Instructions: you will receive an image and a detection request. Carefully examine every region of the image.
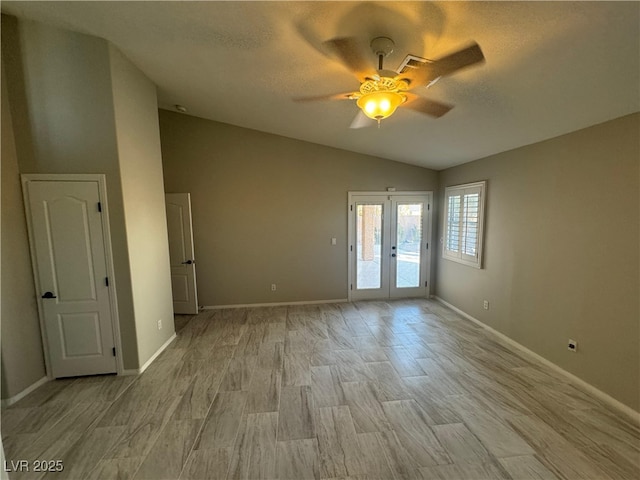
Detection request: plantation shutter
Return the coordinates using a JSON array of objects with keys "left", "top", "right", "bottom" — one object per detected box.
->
[{"left": 443, "top": 182, "right": 486, "bottom": 268}]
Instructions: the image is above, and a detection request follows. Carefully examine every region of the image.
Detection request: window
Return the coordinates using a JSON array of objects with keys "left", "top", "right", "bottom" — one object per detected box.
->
[{"left": 443, "top": 181, "right": 486, "bottom": 268}]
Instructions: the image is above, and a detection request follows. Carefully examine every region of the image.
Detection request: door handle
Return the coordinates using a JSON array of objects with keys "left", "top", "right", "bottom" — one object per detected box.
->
[
  {"left": 181, "top": 260, "right": 194, "bottom": 265},
  {"left": 41, "top": 291, "right": 57, "bottom": 299}
]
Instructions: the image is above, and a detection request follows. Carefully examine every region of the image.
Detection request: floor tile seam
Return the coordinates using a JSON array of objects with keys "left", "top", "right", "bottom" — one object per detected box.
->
[
  {"left": 224, "top": 375, "right": 254, "bottom": 480},
  {"left": 436, "top": 418, "right": 501, "bottom": 465},
  {"left": 131, "top": 378, "right": 220, "bottom": 480},
  {"left": 174, "top": 411, "right": 218, "bottom": 479},
  {"left": 567, "top": 407, "right": 640, "bottom": 441},
  {"left": 517, "top": 407, "right": 632, "bottom": 461},
  {"left": 14, "top": 393, "right": 112, "bottom": 459},
  {"left": 55, "top": 401, "right": 130, "bottom": 480},
  {"left": 108, "top": 375, "right": 142, "bottom": 406},
  {"left": 115, "top": 390, "right": 186, "bottom": 480}
]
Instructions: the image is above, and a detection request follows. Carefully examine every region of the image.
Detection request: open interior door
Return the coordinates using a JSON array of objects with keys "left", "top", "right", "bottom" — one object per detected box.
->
[{"left": 165, "top": 193, "right": 199, "bottom": 314}]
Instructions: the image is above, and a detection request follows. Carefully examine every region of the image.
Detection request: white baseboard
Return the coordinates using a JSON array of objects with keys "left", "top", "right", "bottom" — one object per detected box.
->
[
  {"left": 120, "top": 333, "right": 176, "bottom": 376},
  {"left": 434, "top": 296, "right": 640, "bottom": 426},
  {"left": 202, "top": 298, "right": 348, "bottom": 310},
  {"left": 1, "top": 376, "right": 50, "bottom": 407}
]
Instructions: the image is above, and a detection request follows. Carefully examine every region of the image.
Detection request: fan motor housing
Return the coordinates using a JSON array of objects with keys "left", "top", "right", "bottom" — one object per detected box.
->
[
  {"left": 359, "top": 77, "right": 408, "bottom": 95},
  {"left": 370, "top": 36, "right": 395, "bottom": 57}
]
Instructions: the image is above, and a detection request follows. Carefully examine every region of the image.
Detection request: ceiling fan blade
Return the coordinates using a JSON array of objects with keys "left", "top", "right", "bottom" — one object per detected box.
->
[
  {"left": 431, "top": 42, "right": 485, "bottom": 78},
  {"left": 404, "top": 42, "right": 484, "bottom": 88},
  {"left": 293, "top": 92, "right": 355, "bottom": 102},
  {"left": 401, "top": 61, "right": 439, "bottom": 88},
  {"left": 404, "top": 95, "right": 454, "bottom": 118},
  {"left": 350, "top": 110, "right": 374, "bottom": 129},
  {"left": 324, "top": 37, "right": 372, "bottom": 82}
]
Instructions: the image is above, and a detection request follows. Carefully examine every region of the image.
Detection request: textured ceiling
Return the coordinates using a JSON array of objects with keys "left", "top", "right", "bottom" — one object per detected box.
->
[{"left": 2, "top": 1, "right": 639, "bottom": 170}]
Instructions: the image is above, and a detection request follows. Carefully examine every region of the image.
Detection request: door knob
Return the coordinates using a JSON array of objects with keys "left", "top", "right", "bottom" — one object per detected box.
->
[
  {"left": 181, "top": 260, "right": 194, "bottom": 265},
  {"left": 41, "top": 291, "right": 57, "bottom": 299}
]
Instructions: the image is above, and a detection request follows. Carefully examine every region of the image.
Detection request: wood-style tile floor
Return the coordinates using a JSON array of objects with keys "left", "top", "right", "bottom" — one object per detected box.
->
[{"left": 2, "top": 299, "right": 639, "bottom": 479}]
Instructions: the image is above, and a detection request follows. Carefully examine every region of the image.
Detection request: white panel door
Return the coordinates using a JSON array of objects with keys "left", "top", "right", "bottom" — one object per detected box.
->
[
  {"left": 25, "top": 180, "right": 117, "bottom": 378},
  {"left": 165, "top": 193, "right": 198, "bottom": 314}
]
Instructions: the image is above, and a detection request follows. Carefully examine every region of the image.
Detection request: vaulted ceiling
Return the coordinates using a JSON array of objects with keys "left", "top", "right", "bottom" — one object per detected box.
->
[{"left": 3, "top": 1, "right": 639, "bottom": 169}]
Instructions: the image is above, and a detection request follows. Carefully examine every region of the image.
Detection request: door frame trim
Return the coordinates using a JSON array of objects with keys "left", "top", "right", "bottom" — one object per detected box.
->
[
  {"left": 347, "top": 191, "right": 433, "bottom": 302},
  {"left": 21, "top": 174, "right": 124, "bottom": 377}
]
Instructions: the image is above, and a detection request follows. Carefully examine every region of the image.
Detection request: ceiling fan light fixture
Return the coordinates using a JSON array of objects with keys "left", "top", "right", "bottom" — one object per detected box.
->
[
  {"left": 356, "top": 90, "right": 405, "bottom": 122},
  {"left": 355, "top": 76, "right": 408, "bottom": 123}
]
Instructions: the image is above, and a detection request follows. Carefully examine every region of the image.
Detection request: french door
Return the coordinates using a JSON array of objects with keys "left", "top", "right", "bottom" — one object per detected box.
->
[{"left": 348, "top": 192, "right": 432, "bottom": 300}]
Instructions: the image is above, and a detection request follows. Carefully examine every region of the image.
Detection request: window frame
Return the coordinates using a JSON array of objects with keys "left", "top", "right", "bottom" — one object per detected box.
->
[{"left": 442, "top": 181, "right": 486, "bottom": 269}]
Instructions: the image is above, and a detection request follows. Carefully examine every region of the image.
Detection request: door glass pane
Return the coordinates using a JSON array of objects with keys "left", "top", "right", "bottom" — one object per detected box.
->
[
  {"left": 356, "top": 204, "right": 382, "bottom": 289},
  {"left": 396, "top": 203, "right": 422, "bottom": 288}
]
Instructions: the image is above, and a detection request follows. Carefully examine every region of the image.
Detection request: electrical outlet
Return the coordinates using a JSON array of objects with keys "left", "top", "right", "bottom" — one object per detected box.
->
[
  {"left": 483, "top": 300, "right": 489, "bottom": 310},
  {"left": 271, "top": 284, "right": 277, "bottom": 292},
  {"left": 157, "top": 319, "right": 162, "bottom": 330},
  {"left": 568, "top": 339, "right": 577, "bottom": 352}
]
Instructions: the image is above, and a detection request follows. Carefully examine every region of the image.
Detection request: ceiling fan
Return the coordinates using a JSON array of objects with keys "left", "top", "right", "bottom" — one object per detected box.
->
[{"left": 298, "top": 36, "right": 485, "bottom": 128}]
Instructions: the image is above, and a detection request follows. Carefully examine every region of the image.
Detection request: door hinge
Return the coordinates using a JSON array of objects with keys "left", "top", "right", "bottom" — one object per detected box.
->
[
  {"left": 350, "top": 205, "right": 353, "bottom": 211},
  {"left": 97, "top": 202, "right": 102, "bottom": 212},
  {"left": 425, "top": 281, "right": 428, "bottom": 287},
  {"left": 350, "top": 245, "right": 353, "bottom": 252},
  {"left": 428, "top": 203, "right": 430, "bottom": 211},
  {"left": 112, "top": 347, "right": 116, "bottom": 357},
  {"left": 350, "top": 284, "right": 353, "bottom": 290},
  {"left": 105, "top": 277, "right": 109, "bottom": 287},
  {"left": 426, "top": 242, "right": 429, "bottom": 250}
]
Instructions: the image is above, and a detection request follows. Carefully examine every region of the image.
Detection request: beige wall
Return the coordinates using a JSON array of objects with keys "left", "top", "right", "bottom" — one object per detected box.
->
[
  {"left": 1, "top": 55, "right": 46, "bottom": 399},
  {"left": 159, "top": 110, "right": 439, "bottom": 306},
  {"left": 4, "top": 13, "right": 635, "bottom": 415},
  {"left": 2, "top": 16, "right": 139, "bottom": 370},
  {"left": 109, "top": 46, "right": 175, "bottom": 366},
  {"left": 2, "top": 16, "right": 174, "bottom": 374},
  {"left": 436, "top": 113, "right": 640, "bottom": 411}
]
